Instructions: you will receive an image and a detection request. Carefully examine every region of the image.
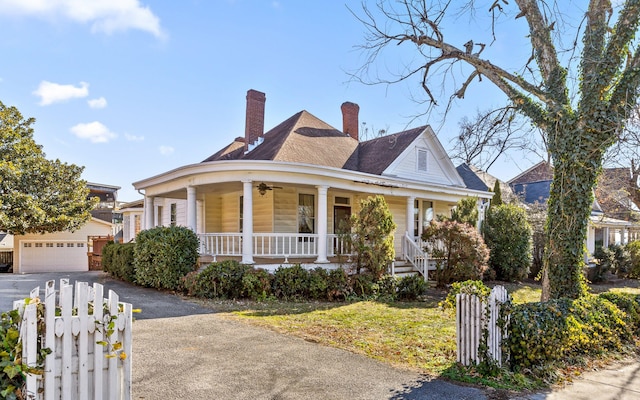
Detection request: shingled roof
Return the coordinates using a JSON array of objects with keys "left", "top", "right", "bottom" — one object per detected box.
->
[
  {"left": 201, "top": 110, "right": 426, "bottom": 176},
  {"left": 456, "top": 163, "right": 489, "bottom": 191},
  {"left": 343, "top": 127, "right": 424, "bottom": 175}
]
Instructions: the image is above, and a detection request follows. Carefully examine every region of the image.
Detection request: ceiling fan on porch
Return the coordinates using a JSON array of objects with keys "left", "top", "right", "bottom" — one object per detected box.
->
[{"left": 256, "top": 182, "right": 283, "bottom": 196}]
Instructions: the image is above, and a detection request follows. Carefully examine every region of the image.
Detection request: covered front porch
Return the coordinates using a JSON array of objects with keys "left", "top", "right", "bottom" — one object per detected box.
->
[{"left": 135, "top": 161, "right": 492, "bottom": 278}]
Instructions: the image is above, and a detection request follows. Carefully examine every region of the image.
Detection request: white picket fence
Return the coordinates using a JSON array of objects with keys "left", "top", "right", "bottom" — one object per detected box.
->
[
  {"left": 456, "top": 285, "right": 508, "bottom": 367},
  {"left": 14, "top": 280, "right": 132, "bottom": 400}
]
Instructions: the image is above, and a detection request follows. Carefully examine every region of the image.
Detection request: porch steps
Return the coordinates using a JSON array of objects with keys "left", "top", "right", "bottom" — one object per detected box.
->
[{"left": 391, "top": 261, "right": 420, "bottom": 278}]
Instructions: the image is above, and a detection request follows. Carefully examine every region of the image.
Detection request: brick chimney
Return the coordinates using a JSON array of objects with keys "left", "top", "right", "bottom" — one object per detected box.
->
[
  {"left": 245, "top": 89, "right": 266, "bottom": 151},
  {"left": 341, "top": 101, "right": 359, "bottom": 141}
]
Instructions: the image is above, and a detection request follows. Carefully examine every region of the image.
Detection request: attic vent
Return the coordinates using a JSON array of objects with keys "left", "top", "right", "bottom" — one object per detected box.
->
[{"left": 417, "top": 149, "right": 428, "bottom": 172}]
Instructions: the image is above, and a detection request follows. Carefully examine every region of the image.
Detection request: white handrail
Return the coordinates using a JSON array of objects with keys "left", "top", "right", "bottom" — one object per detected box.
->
[{"left": 402, "top": 232, "right": 428, "bottom": 281}]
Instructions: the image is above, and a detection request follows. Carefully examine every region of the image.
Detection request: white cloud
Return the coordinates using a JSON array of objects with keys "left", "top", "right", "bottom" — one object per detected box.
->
[
  {"left": 33, "top": 81, "right": 89, "bottom": 105},
  {"left": 0, "top": 0, "right": 165, "bottom": 38},
  {"left": 124, "top": 133, "right": 144, "bottom": 142},
  {"left": 88, "top": 97, "right": 107, "bottom": 109},
  {"left": 159, "top": 145, "right": 174, "bottom": 155},
  {"left": 70, "top": 121, "right": 117, "bottom": 143}
]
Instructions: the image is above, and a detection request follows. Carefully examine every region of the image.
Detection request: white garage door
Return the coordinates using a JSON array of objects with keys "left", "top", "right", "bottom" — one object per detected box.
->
[{"left": 20, "top": 240, "right": 88, "bottom": 273}]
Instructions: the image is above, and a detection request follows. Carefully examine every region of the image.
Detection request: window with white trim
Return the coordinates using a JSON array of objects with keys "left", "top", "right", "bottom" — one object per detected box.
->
[
  {"left": 417, "top": 148, "right": 428, "bottom": 172},
  {"left": 170, "top": 203, "right": 177, "bottom": 226},
  {"left": 298, "top": 194, "right": 315, "bottom": 234}
]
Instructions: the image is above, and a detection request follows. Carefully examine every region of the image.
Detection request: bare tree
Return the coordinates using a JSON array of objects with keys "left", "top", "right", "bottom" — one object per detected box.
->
[
  {"left": 353, "top": 0, "right": 640, "bottom": 300},
  {"left": 449, "top": 107, "right": 547, "bottom": 171}
]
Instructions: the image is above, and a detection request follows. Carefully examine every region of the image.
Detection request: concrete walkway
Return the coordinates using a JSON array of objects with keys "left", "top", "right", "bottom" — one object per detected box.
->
[{"left": 522, "top": 358, "right": 640, "bottom": 400}]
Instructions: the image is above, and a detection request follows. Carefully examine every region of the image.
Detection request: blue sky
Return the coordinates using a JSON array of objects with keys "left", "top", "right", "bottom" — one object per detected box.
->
[{"left": 0, "top": 0, "right": 542, "bottom": 202}]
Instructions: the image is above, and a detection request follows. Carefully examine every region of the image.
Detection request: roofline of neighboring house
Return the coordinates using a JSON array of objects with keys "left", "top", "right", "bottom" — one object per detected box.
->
[
  {"left": 133, "top": 159, "right": 493, "bottom": 200},
  {"left": 507, "top": 161, "right": 552, "bottom": 185},
  {"left": 589, "top": 214, "right": 633, "bottom": 228},
  {"left": 90, "top": 217, "right": 114, "bottom": 228},
  {"left": 87, "top": 182, "right": 122, "bottom": 191},
  {"left": 119, "top": 199, "right": 144, "bottom": 210}
]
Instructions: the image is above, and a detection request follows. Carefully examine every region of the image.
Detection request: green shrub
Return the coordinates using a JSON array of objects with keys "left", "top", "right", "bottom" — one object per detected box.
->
[
  {"left": 376, "top": 274, "right": 398, "bottom": 299},
  {"left": 272, "top": 264, "right": 310, "bottom": 300},
  {"left": 349, "top": 195, "right": 396, "bottom": 278},
  {"left": 591, "top": 246, "right": 615, "bottom": 282},
  {"left": 440, "top": 280, "right": 491, "bottom": 310},
  {"left": 308, "top": 267, "right": 329, "bottom": 300},
  {"left": 625, "top": 241, "right": 640, "bottom": 278},
  {"left": 598, "top": 292, "right": 640, "bottom": 335},
  {"left": 483, "top": 204, "right": 532, "bottom": 282},
  {"left": 422, "top": 220, "right": 489, "bottom": 287},
  {"left": 350, "top": 272, "right": 376, "bottom": 297},
  {"left": 326, "top": 268, "right": 352, "bottom": 301},
  {"left": 102, "top": 242, "right": 136, "bottom": 282},
  {"left": 181, "top": 260, "right": 252, "bottom": 299},
  {"left": 505, "top": 294, "right": 632, "bottom": 375},
  {"left": 1, "top": 309, "right": 25, "bottom": 399},
  {"left": 396, "top": 274, "right": 427, "bottom": 300},
  {"left": 241, "top": 268, "right": 272, "bottom": 301},
  {"left": 612, "top": 245, "right": 631, "bottom": 277},
  {"left": 448, "top": 196, "right": 479, "bottom": 227},
  {"left": 134, "top": 226, "right": 199, "bottom": 291}
]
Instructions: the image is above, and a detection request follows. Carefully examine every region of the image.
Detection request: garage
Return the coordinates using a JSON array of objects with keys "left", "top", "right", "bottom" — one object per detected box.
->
[
  {"left": 19, "top": 240, "right": 88, "bottom": 273},
  {"left": 13, "top": 218, "right": 113, "bottom": 274}
]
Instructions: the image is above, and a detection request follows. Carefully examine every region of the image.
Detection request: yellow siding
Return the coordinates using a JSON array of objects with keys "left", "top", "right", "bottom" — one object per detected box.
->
[
  {"left": 274, "top": 188, "right": 297, "bottom": 233},
  {"left": 204, "top": 193, "right": 222, "bottom": 232},
  {"left": 253, "top": 191, "right": 274, "bottom": 233},
  {"left": 220, "top": 192, "right": 240, "bottom": 232}
]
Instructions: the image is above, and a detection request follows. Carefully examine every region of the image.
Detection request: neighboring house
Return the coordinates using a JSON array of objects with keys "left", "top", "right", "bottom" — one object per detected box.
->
[
  {"left": 130, "top": 89, "right": 492, "bottom": 275},
  {"left": 456, "top": 163, "right": 516, "bottom": 202},
  {"left": 506, "top": 161, "right": 640, "bottom": 258},
  {"left": 11, "top": 183, "right": 118, "bottom": 274},
  {"left": 120, "top": 199, "right": 144, "bottom": 243}
]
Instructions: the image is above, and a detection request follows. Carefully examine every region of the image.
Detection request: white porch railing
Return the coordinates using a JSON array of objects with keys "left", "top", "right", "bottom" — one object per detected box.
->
[
  {"left": 199, "top": 233, "right": 243, "bottom": 258},
  {"left": 199, "top": 233, "right": 356, "bottom": 260},
  {"left": 327, "top": 234, "right": 353, "bottom": 258},
  {"left": 252, "top": 233, "right": 317, "bottom": 257},
  {"left": 402, "top": 232, "right": 428, "bottom": 280}
]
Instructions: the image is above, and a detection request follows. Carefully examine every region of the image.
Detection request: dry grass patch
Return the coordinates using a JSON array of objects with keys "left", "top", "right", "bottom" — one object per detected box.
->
[{"left": 226, "top": 300, "right": 457, "bottom": 374}]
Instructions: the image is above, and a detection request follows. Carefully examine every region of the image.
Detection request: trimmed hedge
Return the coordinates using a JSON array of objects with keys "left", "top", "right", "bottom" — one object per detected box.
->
[
  {"left": 134, "top": 226, "right": 199, "bottom": 291},
  {"left": 178, "top": 261, "right": 427, "bottom": 302},
  {"left": 102, "top": 242, "right": 136, "bottom": 282}
]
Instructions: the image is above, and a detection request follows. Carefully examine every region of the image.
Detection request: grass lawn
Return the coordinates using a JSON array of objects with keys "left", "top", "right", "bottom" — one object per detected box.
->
[{"left": 197, "top": 278, "right": 640, "bottom": 390}]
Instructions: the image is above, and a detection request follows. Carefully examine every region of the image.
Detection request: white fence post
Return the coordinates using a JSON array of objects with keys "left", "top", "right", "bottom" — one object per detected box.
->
[
  {"left": 456, "top": 285, "right": 509, "bottom": 367},
  {"left": 16, "top": 280, "right": 132, "bottom": 400}
]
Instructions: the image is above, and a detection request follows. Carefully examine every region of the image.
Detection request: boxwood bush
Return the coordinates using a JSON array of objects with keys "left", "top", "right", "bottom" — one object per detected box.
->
[
  {"left": 272, "top": 264, "right": 311, "bottom": 300},
  {"left": 181, "top": 260, "right": 256, "bottom": 299},
  {"left": 102, "top": 242, "right": 136, "bottom": 282},
  {"left": 134, "top": 226, "right": 199, "bottom": 291}
]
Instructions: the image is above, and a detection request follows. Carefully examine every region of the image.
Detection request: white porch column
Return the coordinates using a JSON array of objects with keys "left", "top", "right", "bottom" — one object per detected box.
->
[
  {"left": 315, "top": 185, "right": 329, "bottom": 264},
  {"left": 604, "top": 227, "right": 610, "bottom": 248},
  {"left": 144, "top": 195, "right": 154, "bottom": 230},
  {"left": 406, "top": 196, "right": 415, "bottom": 241},
  {"left": 241, "top": 180, "right": 254, "bottom": 264},
  {"left": 186, "top": 186, "right": 197, "bottom": 232}
]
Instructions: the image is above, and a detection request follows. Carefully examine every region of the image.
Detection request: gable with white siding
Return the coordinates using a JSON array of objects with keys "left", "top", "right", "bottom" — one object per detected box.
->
[{"left": 382, "top": 127, "right": 465, "bottom": 187}]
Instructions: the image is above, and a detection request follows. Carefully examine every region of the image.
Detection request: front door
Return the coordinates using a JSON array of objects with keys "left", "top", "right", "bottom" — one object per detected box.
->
[
  {"left": 333, "top": 205, "right": 351, "bottom": 255},
  {"left": 334, "top": 206, "right": 351, "bottom": 234}
]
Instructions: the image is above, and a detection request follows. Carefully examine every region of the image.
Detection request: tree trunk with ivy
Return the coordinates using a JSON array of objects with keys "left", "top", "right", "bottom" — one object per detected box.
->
[{"left": 356, "top": 0, "right": 640, "bottom": 299}]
